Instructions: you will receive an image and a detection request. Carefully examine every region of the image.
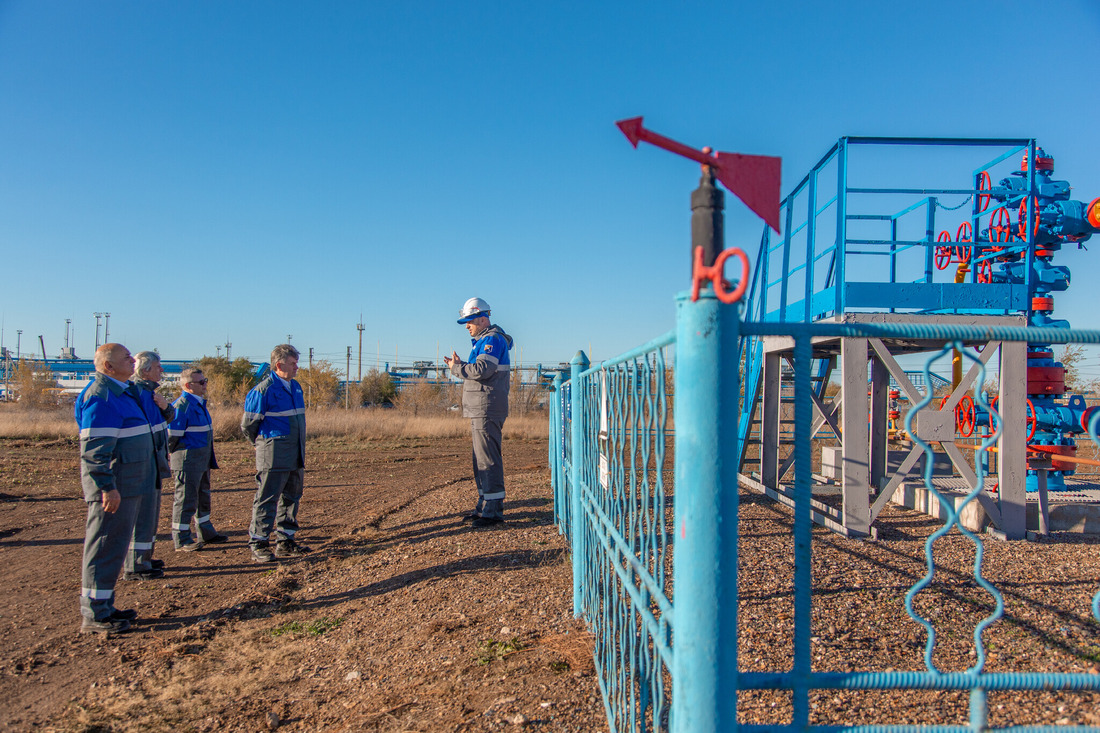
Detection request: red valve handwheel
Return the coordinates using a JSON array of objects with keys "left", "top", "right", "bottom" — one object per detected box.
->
[
  {"left": 1026, "top": 398, "right": 1037, "bottom": 441},
  {"left": 977, "top": 171, "right": 993, "bottom": 213},
  {"left": 1018, "top": 196, "right": 1040, "bottom": 239},
  {"left": 976, "top": 259, "right": 994, "bottom": 284},
  {"left": 955, "top": 222, "right": 973, "bottom": 263},
  {"left": 956, "top": 394, "right": 976, "bottom": 437},
  {"left": 934, "top": 230, "right": 953, "bottom": 269},
  {"left": 935, "top": 246, "right": 953, "bottom": 270},
  {"left": 990, "top": 207, "right": 1013, "bottom": 243}
]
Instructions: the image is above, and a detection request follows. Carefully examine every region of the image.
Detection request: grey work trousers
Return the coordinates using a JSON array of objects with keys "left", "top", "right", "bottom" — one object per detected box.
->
[
  {"left": 172, "top": 469, "right": 218, "bottom": 546},
  {"left": 471, "top": 417, "right": 506, "bottom": 520},
  {"left": 125, "top": 478, "right": 162, "bottom": 572},
  {"left": 81, "top": 494, "right": 141, "bottom": 621},
  {"left": 249, "top": 468, "right": 303, "bottom": 546}
]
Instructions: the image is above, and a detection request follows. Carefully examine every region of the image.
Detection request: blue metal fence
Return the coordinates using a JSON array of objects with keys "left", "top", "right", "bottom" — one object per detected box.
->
[{"left": 549, "top": 290, "right": 1100, "bottom": 732}]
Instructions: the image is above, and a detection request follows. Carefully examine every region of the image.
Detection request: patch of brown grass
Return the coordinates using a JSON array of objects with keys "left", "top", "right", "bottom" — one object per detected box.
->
[
  {"left": 0, "top": 405, "right": 547, "bottom": 442},
  {"left": 536, "top": 623, "right": 596, "bottom": 675},
  {"left": 0, "top": 406, "right": 75, "bottom": 439}
]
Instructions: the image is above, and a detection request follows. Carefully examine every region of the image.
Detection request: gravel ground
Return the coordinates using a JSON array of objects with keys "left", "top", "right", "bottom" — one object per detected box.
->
[{"left": 736, "top": 490, "right": 1100, "bottom": 727}]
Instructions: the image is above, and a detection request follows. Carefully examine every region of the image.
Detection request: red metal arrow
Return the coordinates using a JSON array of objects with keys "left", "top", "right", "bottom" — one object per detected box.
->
[{"left": 616, "top": 116, "right": 781, "bottom": 233}]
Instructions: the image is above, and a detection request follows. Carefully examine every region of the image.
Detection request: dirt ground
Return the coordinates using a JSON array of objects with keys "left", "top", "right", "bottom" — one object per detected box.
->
[
  {"left": 3, "top": 435, "right": 1100, "bottom": 731},
  {"left": 0, "top": 436, "right": 605, "bottom": 732}
]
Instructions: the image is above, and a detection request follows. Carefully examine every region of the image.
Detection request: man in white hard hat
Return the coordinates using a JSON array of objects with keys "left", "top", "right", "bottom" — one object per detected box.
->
[{"left": 444, "top": 297, "right": 513, "bottom": 528}]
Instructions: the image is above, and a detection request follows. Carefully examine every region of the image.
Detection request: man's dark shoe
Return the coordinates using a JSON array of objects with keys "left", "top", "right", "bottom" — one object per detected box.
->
[
  {"left": 203, "top": 533, "right": 230, "bottom": 544},
  {"left": 123, "top": 568, "right": 164, "bottom": 581},
  {"left": 471, "top": 516, "right": 504, "bottom": 528},
  {"left": 274, "top": 539, "right": 310, "bottom": 558},
  {"left": 150, "top": 559, "right": 165, "bottom": 569},
  {"left": 461, "top": 512, "right": 481, "bottom": 523},
  {"left": 176, "top": 540, "right": 204, "bottom": 552},
  {"left": 110, "top": 609, "right": 138, "bottom": 622},
  {"left": 251, "top": 544, "right": 276, "bottom": 563},
  {"left": 81, "top": 617, "right": 131, "bottom": 635}
]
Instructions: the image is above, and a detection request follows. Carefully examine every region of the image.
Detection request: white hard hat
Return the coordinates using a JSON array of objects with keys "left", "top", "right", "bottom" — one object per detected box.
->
[{"left": 458, "top": 297, "right": 491, "bottom": 324}]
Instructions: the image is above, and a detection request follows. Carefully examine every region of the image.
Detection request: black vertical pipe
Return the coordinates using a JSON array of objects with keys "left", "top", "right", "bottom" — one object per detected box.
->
[{"left": 691, "top": 164, "right": 725, "bottom": 271}]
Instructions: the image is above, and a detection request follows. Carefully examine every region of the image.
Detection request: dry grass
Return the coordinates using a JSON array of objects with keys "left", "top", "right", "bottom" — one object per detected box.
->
[
  {"left": 0, "top": 406, "right": 74, "bottom": 439},
  {"left": 0, "top": 404, "right": 547, "bottom": 441}
]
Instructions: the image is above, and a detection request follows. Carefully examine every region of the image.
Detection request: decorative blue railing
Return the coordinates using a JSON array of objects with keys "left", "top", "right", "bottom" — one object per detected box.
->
[
  {"left": 549, "top": 291, "right": 1100, "bottom": 732},
  {"left": 549, "top": 332, "right": 675, "bottom": 732}
]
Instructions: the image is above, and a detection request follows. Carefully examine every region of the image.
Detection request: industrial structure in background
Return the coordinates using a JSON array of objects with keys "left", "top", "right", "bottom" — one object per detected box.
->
[
  {"left": 0, "top": 338, "right": 567, "bottom": 402},
  {"left": 737, "top": 138, "right": 1100, "bottom": 540}
]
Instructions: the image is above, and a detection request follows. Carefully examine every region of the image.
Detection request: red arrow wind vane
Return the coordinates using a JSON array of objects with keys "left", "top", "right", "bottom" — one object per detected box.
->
[{"left": 616, "top": 116, "right": 781, "bottom": 232}]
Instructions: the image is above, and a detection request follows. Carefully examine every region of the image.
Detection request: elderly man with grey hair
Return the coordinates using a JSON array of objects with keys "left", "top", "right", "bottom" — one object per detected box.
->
[
  {"left": 241, "top": 344, "right": 309, "bottom": 563},
  {"left": 123, "top": 350, "right": 175, "bottom": 580}
]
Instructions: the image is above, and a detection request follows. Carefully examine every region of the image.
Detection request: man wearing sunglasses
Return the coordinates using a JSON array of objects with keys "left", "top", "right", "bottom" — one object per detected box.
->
[{"left": 167, "top": 366, "right": 227, "bottom": 550}]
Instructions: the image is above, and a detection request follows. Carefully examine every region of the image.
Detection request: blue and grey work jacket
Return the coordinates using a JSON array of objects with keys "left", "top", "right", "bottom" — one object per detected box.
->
[
  {"left": 74, "top": 374, "right": 156, "bottom": 503},
  {"left": 241, "top": 373, "right": 306, "bottom": 470},
  {"left": 450, "top": 324, "right": 513, "bottom": 419},
  {"left": 168, "top": 391, "right": 218, "bottom": 471},
  {"left": 134, "top": 378, "right": 174, "bottom": 480}
]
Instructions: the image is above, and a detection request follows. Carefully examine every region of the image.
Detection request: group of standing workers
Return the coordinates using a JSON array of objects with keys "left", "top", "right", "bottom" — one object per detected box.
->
[{"left": 75, "top": 298, "right": 512, "bottom": 635}]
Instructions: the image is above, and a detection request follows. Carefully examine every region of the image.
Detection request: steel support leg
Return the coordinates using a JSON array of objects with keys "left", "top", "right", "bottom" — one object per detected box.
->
[
  {"left": 869, "top": 354, "right": 890, "bottom": 488},
  {"left": 841, "top": 338, "right": 871, "bottom": 535},
  {"left": 998, "top": 340, "right": 1027, "bottom": 539},
  {"left": 760, "top": 351, "right": 782, "bottom": 488}
]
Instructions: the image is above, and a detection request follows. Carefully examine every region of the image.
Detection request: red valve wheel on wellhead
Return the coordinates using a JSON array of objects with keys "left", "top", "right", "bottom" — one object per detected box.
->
[
  {"left": 955, "top": 221, "right": 973, "bottom": 263},
  {"left": 1018, "top": 196, "right": 1040, "bottom": 239},
  {"left": 977, "top": 171, "right": 992, "bottom": 213},
  {"left": 934, "top": 231, "right": 953, "bottom": 270},
  {"left": 1026, "top": 398, "right": 1037, "bottom": 441},
  {"left": 976, "top": 259, "right": 994, "bottom": 284},
  {"left": 956, "top": 394, "right": 977, "bottom": 437},
  {"left": 990, "top": 206, "right": 1013, "bottom": 243},
  {"left": 988, "top": 395, "right": 999, "bottom": 431}
]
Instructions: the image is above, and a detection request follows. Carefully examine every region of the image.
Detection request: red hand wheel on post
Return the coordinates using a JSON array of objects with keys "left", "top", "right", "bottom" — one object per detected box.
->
[
  {"left": 976, "top": 258, "right": 994, "bottom": 283},
  {"left": 955, "top": 394, "right": 976, "bottom": 437},
  {"left": 955, "top": 221, "right": 973, "bottom": 263},
  {"left": 934, "top": 230, "right": 953, "bottom": 270},
  {"left": 977, "top": 171, "right": 992, "bottom": 213},
  {"left": 989, "top": 206, "right": 1013, "bottom": 243},
  {"left": 1018, "top": 196, "right": 1040, "bottom": 239}
]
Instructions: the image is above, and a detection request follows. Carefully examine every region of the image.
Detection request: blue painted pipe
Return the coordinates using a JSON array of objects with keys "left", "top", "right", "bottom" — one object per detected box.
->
[
  {"left": 671, "top": 289, "right": 741, "bottom": 733},
  {"left": 570, "top": 350, "right": 589, "bottom": 617}
]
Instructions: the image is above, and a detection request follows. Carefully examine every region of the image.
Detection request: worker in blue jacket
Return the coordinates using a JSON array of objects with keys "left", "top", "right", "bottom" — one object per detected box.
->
[
  {"left": 123, "top": 351, "right": 175, "bottom": 580},
  {"left": 241, "top": 344, "right": 309, "bottom": 563},
  {"left": 444, "top": 297, "right": 513, "bottom": 528},
  {"left": 74, "top": 344, "right": 155, "bottom": 635},
  {"left": 168, "top": 366, "right": 227, "bottom": 550}
]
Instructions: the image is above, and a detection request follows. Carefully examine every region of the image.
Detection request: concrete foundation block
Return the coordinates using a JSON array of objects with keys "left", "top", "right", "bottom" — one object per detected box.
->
[{"left": 890, "top": 482, "right": 990, "bottom": 533}]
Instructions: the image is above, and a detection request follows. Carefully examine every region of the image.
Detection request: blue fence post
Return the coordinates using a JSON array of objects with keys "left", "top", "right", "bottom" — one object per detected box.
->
[
  {"left": 570, "top": 350, "right": 590, "bottom": 618},
  {"left": 671, "top": 290, "right": 740, "bottom": 733},
  {"left": 550, "top": 371, "right": 564, "bottom": 528}
]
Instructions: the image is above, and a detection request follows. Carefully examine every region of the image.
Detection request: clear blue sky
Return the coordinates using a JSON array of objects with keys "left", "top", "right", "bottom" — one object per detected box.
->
[{"left": 2, "top": 1, "right": 1099, "bottom": 375}]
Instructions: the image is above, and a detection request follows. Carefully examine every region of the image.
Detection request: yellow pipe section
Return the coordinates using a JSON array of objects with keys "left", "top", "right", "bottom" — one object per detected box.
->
[{"left": 951, "top": 261, "right": 970, "bottom": 388}]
